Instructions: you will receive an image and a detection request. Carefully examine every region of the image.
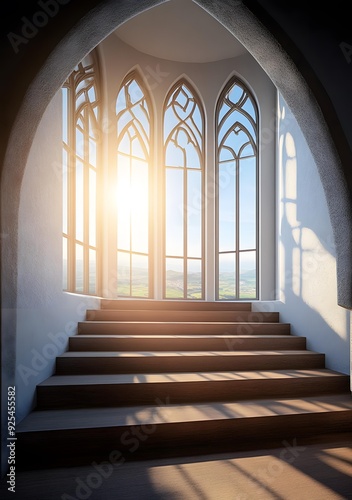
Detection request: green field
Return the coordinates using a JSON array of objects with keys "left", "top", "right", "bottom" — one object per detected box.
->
[
  {"left": 116, "top": 267, "right": 256, "bottom": 299},
  {"left": 218, "top": 269, "right": 257, "bottom": 299}
]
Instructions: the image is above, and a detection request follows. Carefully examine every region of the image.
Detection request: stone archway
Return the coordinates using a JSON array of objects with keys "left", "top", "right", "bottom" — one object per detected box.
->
[{"left": 2, "top": 0, "right": 351, "bottom": 474}]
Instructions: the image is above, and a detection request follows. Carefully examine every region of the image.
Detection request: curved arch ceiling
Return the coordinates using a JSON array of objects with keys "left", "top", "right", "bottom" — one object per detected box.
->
[{"left": 114, "top": 0, "right": 247, "bottom": 62}]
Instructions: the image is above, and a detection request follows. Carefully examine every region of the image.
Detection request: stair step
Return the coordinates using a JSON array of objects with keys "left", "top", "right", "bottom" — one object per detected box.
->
[
  {"left": 36, "top": 369, "right": 350, "bottom": 410},
  {"left": 16, "top": 299, "right": 351, "bottom": 473},
  {"left": 56, "top": 350, "right": 325, "bottom": 375},
  {"left": 77, "top": 321, "right": 289, "bottom": 335},
  {"left": 86, "top": 310, "right": 277, "bottom": 323},
  {"left": 16, "top": 394, "right": 352, "bottom": 469},
  {"left": 70, "top": 334, "right": 305, "bottom": 352},
  {"left": 100, "top": 299, "right": 252, "bottom": 311}
]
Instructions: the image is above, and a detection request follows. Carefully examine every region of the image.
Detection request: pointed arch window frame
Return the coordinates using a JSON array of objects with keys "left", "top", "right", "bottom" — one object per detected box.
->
[
  {"left": 215, "top": 75, "right": 259, "bottom": 300},
  {"left": 115, "top": 70, "right": 154, "bottom": 298},
  {"left": 62, "top": 51, "right": 102, "bottom": 295},
  {"left": 163, "top": 78, "right": 206, "bottom": 300}
]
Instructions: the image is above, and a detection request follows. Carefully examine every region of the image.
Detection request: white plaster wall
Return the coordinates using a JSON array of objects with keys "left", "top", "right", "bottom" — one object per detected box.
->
[
  {"left": 98, "top": 35, "right": 276, "bottom": 300},
  {"left": 16, "top": 93, "right": 100, "bottom": 422},
  {"left": 253, "top": 94, "right": 350, "bottom": 375}
]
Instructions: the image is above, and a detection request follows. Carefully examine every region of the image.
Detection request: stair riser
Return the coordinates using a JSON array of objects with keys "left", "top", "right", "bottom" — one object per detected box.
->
[
  {"left": 78, "top": 322, "right": 290, "bottom": 335},
  {"left": 100, "top": 300, "right": 252, "bottom": 311},
  {"left": 86, "top": 310, "right": 278, "bottom": 323},
  {"left": 36, "top": 376, "right": 350, "bottom": 410},
  {"left": 56, "top": 354, "right": 325, "bottom": 375},
  {"left": 69, "top": 336, "right": 306, "bottom": 352},
  {"left": 16, "top": 411, "right": 352, "bottom": 470}
]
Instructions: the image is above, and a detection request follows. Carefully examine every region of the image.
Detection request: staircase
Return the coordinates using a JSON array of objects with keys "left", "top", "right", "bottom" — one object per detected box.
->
[{"left": 16, "top": 300, "right": 352, "bottom": 470}]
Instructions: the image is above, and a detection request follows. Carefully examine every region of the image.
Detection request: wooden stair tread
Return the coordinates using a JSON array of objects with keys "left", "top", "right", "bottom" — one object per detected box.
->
[
  {"left": 69, "top": 334, "right": 306, "bottom": 352},
  {"left": 59, "top": 350, "right": 320, "bottom": 358},
  {"left": 17, "top": 394, "right": 352, "bottom": 433},
  {"left": 70, "top": 334, "right": 301, "bottom": 346},
  {"left": 100, "top": 299, "right": 253, "bottom": 311},
  {"left": 78, "top": 319, "right": 282, "bottom": 331},
  {"left": 39, "top": 369, "right": 346, "bottom": 386},
  {"left": 73, "top": 334, "right": 292, "bottom": 340},
  {"left": 77, "top": 321, "right": 289, "bottom": 336},
  {"left": 85, "top": 310, "right": 279, "bottom": 322},
  {"left": 78, "top": 321, "right": 284, "bottom": 326}
]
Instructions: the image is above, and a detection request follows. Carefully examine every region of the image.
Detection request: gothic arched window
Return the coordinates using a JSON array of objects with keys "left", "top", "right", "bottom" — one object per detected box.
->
[
  {"left": 62, "top": 60, "right": 260, "bottom": 302},
  {"left": 216, "top": 77, "right": 258, "bottom": 299},
  {"left": 116, "top": 73, "right": 152, "bottom": 297},
  {"left": 62, "top": 53, "right": 101, "bottom": 295},
  {"left": 163, "top": 81, "right": 205, "bottom": 299}
]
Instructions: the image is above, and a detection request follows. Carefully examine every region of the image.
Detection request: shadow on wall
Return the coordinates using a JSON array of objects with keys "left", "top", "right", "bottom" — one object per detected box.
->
[{"left": 278, "top": 97, "right": 350, "bottom": 374}]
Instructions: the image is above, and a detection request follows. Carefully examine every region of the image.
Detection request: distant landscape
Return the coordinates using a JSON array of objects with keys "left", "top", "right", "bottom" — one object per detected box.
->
[
  {"left": 116, "top": 267, "right": 257, "bottom": 299},
  {"left": 218, "top": 269, "right": 257, "bottom": 299}
]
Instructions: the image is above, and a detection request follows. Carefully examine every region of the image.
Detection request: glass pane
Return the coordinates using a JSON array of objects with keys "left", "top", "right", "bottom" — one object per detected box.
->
[
  {"left": 132, "top": 254, "right": 149, "bottom": 297},
  {"left": 131, "top": 135, "right": 145, "bottom": 160},
  {"left": 117, "top": 154, "right": 131, "bottom": 251},
  {"left": 76, "top": 160, "right": 84, "bottom": 242},
  {"left": 88, "top": 85, "right": 96, "bottom": 103},
  {"left": 187, "top": 259, "right": 202, "bottom": 299},
  {"left": 165, "top": 169, "right": 184, "bottom": 257},
  {"left": 165, "top": 258, "right": 184, "bottom": 298},
  {"left": 76, "top": 128, "right": 84, "bottom": 159},
  {"left": 76, "top": 91, "right": 86, "bottom": 111},
  {"left": 166, "top": 141, "right": 183, "bottom": 167},
  {"left": 89, "top": 110, "right": 98, "bottom": 140},
  {"left": 192, "top": 106, "right": 202, "bottom": 140},
  {"left": 118, "top": 132, "right": 131, "bottom": 155},
  {"left": 133, "top": 104, "right": 149, "bottom": 137},
  {"left": 89, "top": 138, "right": 97, "bottom": 167},
  {"left": 89, "top": 249, "right": 96, "bottom": 295},
  {"left": 219, "top": 162, "right": 236, "bottom": 252},
  {"left": 218, "top": 102, "right": 231, "bottom": 123},
  {"left": 76, "top": 244, "right": 84, "bottom": 292},
  {"left": 228, "top": 84, "right": 244, "bottom": 105},
  {"left": 62, "top": 87, "right": 68, "bottom": 144},
  {"left": 239, "top": 157, "right": 256, "bottom": 250},
  {"left": 187, "top": 170, "right": 202, "bottom": 258},
  {"left": 89, "top": 168, "right": 96, "bottom": 247},
  {"left": 185, "top": 142, "right": 200, "bottom": 169},
  {"left": 131, "top": 159, "right": 149, "bottom": 254},
  {"left": 218, "top": 253, "right": 236, "bottom": 300},
  {"left": 219, "top": 148, "right": 234, "bottom": 163},
  {"left": 240, "top": 143, "right": 255, "bottom": 158},
  {"left": 116, "top": 86, "right": 126, "bottom": 115},
  {"left": 164, "top": 106, "right": 178, "bottom": 142},
  {"left": 239, "top": 251, "right": 256, "bottom": 298},
  {"left": 62, "top": 149, "right": 68, "bottom": 234},
  {"left": 62, "top": 237, "right": 68, "bottom": 290},
  {"left": 129, "top": 79, "right": 144, "bottom": 104},
  {"left": 117, "top": 251, "right": 130, "bottom": 296},
  {"left": 242, "top": 97, "right": 256, "bottom": 119}
]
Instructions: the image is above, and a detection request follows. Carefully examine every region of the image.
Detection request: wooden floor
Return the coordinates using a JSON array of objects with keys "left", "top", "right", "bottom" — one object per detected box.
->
[{"left": 1, "top": 434, "right": 351, "bottom": 499}]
